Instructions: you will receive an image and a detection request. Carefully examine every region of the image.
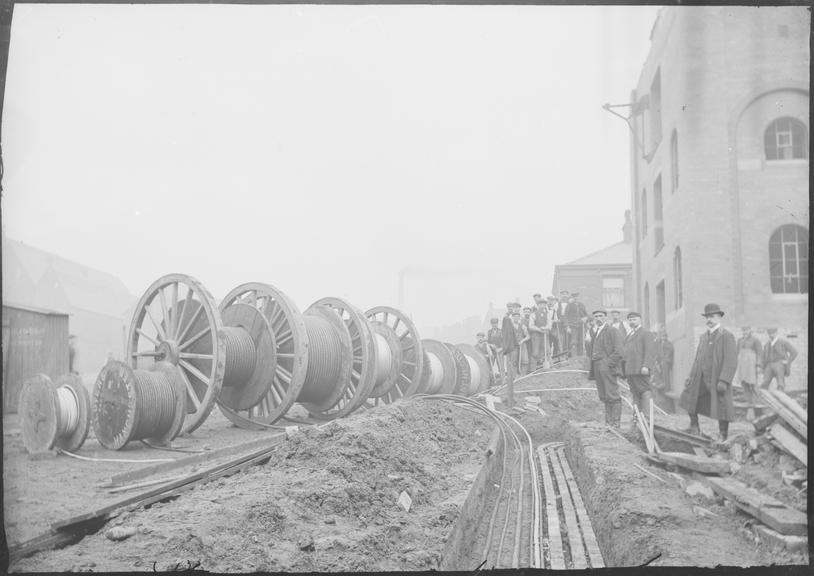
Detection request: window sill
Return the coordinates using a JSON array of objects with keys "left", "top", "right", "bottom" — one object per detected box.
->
[
  {"left": 765, "top": 159, "right": 809, "bottom": 166},
  {"left": 770, "top": 293, "right": 808, "bottom": 302}
]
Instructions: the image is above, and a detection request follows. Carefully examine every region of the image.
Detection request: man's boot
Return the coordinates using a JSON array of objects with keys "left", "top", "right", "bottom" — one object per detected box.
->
[
  {"left": 610, "top": 401, "right": 622, "bottom": 429},
  {"left": 682, "top": 414, "right": 700, "bottom": 436},
  {"left": 718, "top": 420, "right": 729, "bottom": 443}
]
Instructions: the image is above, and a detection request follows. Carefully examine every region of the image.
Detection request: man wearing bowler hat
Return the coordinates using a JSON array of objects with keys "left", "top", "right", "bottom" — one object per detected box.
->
[
  {"left": 679, "top": 303, "right": 738, "bottom": 441},
  {"left": 586, "top": 309, "right": 624, "bottom": 427},
  {"left": 621, "top": 312, "right": 656, "bottom": 424}
]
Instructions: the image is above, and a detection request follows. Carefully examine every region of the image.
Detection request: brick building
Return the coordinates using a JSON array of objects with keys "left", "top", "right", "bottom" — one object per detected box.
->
[
  {"left": 627, "top": 6, "right": 809, "bottom": 396},
  {"left": 551, "top": 212, "right": 634, "bottom": 315}
]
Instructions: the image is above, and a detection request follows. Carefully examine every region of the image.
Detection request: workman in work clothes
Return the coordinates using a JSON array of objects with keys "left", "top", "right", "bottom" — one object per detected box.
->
[
  {"left": 679, "top": 303, "right": 737, "bottom": 442},
  {"left": 528, "top": 295, "right": 550, "bottom": 372},
  {"left": 515, "top": 311, "right": 531, "bottom": 376},
  {"left": 502, "top": 305, "right": 520, "bottom": 402},
  {"left": 586, "top": 309, "right": 624, "bottom": 428},
  {"left": 734, "top": 326, "right": 763, "bottom": 412},
  {"left": 760, "top": 328, "right": 798, "bottom": 392},
  {"left": 621, "top": 312, "right": 656, "bottom": 425},
  {"left": 475, "top": 332, "right": 498, "bottom": 385},
  {"left": 546, "top": 297, "right": 559, "bottom": 358},
  {"left": 564, "top": 295, "right": 584, "bottom": 357},
  {"left": 554, "top": 291, "right": 569, "bottom": 358},
  {"left": 609, "top": 310, "right": 628, "bottom": 338},
  {"left": 487, "top": 318, "right": 504, "bottom": 383},
  {"left": 68, "top": 334, "right": 79, "bottom": 375},
  {"left": 653, "top": 327, "right": 674, "bottom": 393}
]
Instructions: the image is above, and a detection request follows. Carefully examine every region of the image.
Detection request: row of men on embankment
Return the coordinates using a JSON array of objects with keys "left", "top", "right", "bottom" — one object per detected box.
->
[{"left": 476, "top": 298, "right": 798, "bottom": 442}]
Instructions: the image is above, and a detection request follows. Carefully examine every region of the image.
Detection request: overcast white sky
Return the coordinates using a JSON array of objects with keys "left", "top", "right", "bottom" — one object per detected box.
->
[{"left": 2, "top": 4, "right": 661, "bottom": 330}]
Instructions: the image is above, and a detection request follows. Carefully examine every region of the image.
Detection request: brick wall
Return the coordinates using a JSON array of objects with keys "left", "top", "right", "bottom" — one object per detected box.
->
[{"left": 630, "top": 6, "right": 809, "bottom": 398}]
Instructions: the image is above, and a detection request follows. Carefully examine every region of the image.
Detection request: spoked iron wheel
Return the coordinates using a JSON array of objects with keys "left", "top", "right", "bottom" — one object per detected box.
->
[
  {"left": 126, "top": 273, "right": 224, "bottom": 434},
  {"left": 216, "top": 282, "right": 308, "bottom": 430},
  {"left": 364, "top": 306, "right": 425, "bottom": 406}
]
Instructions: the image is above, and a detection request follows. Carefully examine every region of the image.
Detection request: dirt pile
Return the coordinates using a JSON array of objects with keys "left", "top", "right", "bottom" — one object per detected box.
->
[{"left": 12, "top": 400, "right": 491, "bottom": 573}]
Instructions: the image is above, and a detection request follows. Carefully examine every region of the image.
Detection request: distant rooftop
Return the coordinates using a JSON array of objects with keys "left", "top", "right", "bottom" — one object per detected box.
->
[{"left": 559, "top": 241, "right": 632, "bottom": 268}]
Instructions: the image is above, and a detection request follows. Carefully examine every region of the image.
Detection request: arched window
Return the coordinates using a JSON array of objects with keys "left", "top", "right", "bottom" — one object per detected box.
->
[
  {"left": 673, "top": 247, "right": 683, "bottom": 309},
  {"left": 670, "top": 129, "right": 679, "bottom": 193},
  {"left": 769, "top": 225, "right": 808, "bottom": 293},
  {"left": 765, "top": 117, "right": 808, "bottom": 160},
  {"left": 640, "top": 189, "right": 648, "bottom": 238},
  {"left": 643, "top": 282, "right": 650, "bottom": 328}
]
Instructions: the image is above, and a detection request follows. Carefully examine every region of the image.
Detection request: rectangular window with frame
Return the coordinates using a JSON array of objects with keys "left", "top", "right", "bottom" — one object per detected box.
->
[
  {"left": 656, "top": 280, "right": 666, "bottom": 328},
  {"left": 653, "top": 174, "right": 664, "bottom": 254},
  {"left": 602, "top": 277, "right": 625, "bottom": 309},
  {"left": 649, "top": 70, "right": 662, "bottom": 152}
]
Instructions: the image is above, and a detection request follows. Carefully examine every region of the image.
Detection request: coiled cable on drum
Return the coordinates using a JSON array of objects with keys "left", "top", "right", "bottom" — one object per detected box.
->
[{"left": 299, "top": 315, "right": 344, "bottom": 404}]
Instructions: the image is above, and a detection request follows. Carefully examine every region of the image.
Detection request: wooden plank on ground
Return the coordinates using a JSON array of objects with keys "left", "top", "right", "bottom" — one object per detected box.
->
[
  {"left": 546, "top": 447, "right": 587, "bottom": 569},
  {"left": 652, "top": 423, "right": 711, "bottom": 447},
  {"left": 537, "top": 446, "right": 565, "bottom": 569},
  {"left": 770, "top": 390, "right": 807, "bottom": 425},
  {"left": 768, "top": 423, "right": 807, "bottom": 467},
  {"left": 707, "top": 477, "right": 807, "bottom": 536},
  {"left": 554, "top": 447, "right": 605, "bottom": 569},
  {"left": 756, "top": 389, "right": 806, "bottom": 438},
  {"left": 752, "top": 412, "right": 778, "bottom": 433},
  {"left": 108, "top": 432, "right": 286, "bottom": 485},
  {"left": 655, "top": 451, "right": 730, "bottom": 475}
]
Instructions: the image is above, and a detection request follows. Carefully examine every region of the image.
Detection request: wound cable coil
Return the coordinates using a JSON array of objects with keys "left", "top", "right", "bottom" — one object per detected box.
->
[
  {"left": 132, "top": 370, "right": 178, "bottom": 441},
  {"left": 300, "top": 315, "right": 344, "bottom": 404},
  {"left": 426, "top": 352, "right": 444, "bottom": 394},
  {"left": 56, "top": 385, "right": 80, "bottom": 437},
  {"left": 221, "top": 326, "right": 257, "bottom": 388},
  {"left": 373, "top": 333, "right": 393, "bottom": 386}
]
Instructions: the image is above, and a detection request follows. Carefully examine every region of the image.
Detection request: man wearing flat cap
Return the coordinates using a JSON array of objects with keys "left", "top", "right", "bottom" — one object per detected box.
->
[
  {"left": 487, "top": 318, "right": 505, "bottom": 383},
  {"left": 586, "top": 309, "right": 624, "bottom": 427},
  {"left": 621, "top": 312, "right": 656, "bottom": 423},
  {"left": 679, "top": 303, "right": 738, "bottom": 441}
]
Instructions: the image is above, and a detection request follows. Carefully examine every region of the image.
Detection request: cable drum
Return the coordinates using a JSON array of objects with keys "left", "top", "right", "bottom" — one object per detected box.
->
[
  {"left": 373, "top": 333, "right": 394, "bottom": 386},
  {"left": 221, "top": 326, "right": 258, "bottom": 388},
  {"left": 426, "top": 352, "right": 445, "bottom": 394},
  {"left": 92, "top": 360, "right": 186, "bottom": 450},
  {"left": 466, "top": 355, "right": 481, "bottom": 395},
  {"left": 131, "top": 370, "right": 179, "bottom": 440},
  {"left": 299, "top": 314, "right": 345, "bottom": 405},
  {"left": 56, "top": 385, "right": 80, "bottom": 437}
]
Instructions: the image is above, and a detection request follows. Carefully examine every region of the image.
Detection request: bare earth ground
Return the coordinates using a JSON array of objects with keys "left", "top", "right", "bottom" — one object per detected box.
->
[
  {"left": 4, "top": 365, "right": 808, "bottom": 571},
  {"left": 7, "top": 401, "right": 491, "bottom": 572}
]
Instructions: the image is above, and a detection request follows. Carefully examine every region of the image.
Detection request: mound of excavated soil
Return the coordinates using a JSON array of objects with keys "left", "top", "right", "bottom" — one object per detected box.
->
[{"left": 12, "top": 400, "right": 491, "bottom": 573}]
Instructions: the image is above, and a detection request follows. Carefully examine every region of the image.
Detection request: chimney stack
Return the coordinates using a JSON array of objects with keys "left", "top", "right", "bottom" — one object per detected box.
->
[{"left": 623, "top": 210, "right": 633, "bottom": 243}]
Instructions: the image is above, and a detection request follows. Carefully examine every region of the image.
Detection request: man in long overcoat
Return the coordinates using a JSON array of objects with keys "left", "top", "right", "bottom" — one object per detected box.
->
[
  {"left": 679, "top": 303, "right": 737, "bottom": 441},
  {"left": 621, "top": 312, "right": 656, "bottom": 417},
  {"left": 586, "top": 309, "right": 624, "bottom": 427}
]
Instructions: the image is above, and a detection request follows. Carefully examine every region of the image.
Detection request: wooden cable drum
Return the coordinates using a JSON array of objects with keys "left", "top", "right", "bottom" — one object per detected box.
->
[
  {"left": 421, "top": 339, "right": 458, "bottom": 395},
  {"left": 91, "top": 360, "right": 186, "bottom": 450},
  {"left": 364, "top": 306, "right": 425, "bottom": 406},
  {"left": 444, "top": 342, "right": 471, "bottom": 396},
  {"left": 456, "top": 344, "right": 491, "bottom": 395},
  {"left": 18, "top": 373, "right": 91, "bottom": 454},
  {"left": 303, "top": 297, "right": 378, "bottom": 420},
  {"left": 218, "top": 283, "right": 309, "bottom": 430}
]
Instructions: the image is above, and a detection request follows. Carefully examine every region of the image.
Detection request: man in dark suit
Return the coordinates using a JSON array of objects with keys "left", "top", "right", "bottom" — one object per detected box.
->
[
  {"left": 760, "top": 327, "right": 798, "bottom": 392},
  {"left": 621, "top": 312, "right": 656, "bottom": 421},
  {"left": 679, "top": 303, "right": 738, "bottom": 441},
  {"left": 586, "top": 309, "right": 624, "bottom": 428}
]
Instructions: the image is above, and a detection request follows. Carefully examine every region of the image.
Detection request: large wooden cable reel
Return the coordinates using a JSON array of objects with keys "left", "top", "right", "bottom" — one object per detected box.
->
[
  {"left": 304, "top": 297, "right": 377, "bottom": 421},
  {"left": 420, "top": 339, "right": 458, "bottom": 395},
  {"left": 444, "top": 342, "right": 471, "bottom": 396},
  {"left": 92, "top": 360, "right": 186, "bottom": 450},
  {"left": 455, "top": 344, "right": 491, "bottom": 395},
  {"left": 216, "top": 282, "right": 308, "bottom": 429},
  {"left": 364, "top": 306, "right": 425, "bottom": 405},
  {"left": 126, "top": 274, "right": 225, "bottom": 434},
  {"left": 18, "top": 373, "right": 91, "bottom": 454}
]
